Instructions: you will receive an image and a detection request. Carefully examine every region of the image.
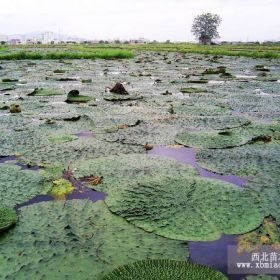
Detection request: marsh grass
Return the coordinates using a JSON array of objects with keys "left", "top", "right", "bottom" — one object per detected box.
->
[
  {"left": 111, "top": 42, "right": 280, "bottom": 59},
  {"left": 0, "top": 48, "right": 134, "bottom": 60},
  {"left": 1, "top": 42, "right": 279, "bottom": 59}
]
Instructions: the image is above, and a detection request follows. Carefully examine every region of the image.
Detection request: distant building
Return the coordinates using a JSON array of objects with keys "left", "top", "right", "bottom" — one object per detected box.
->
[
  {"left": 26, "top": 38, "right": 36, "bottom": 44},
  {"left": 42, "top": 32, "right": 55, "bottom": 44},
  {"left": 129, "top": 38, "right": 150, "bottom": 44},
  {"left": 8, "top": 39, "right": 21, "bottom": 45},
  {"left": 0, "top": 35, "right": 8, "bottom": 43}
]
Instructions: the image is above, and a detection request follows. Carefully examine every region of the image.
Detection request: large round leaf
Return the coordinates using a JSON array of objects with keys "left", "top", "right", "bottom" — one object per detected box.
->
[
  {"left": 102, "top": 259, "right": 227, "bottom": 280},
  {"left": 73, "top": 155, "right": 263, "bottom": 241},
  {"left": 0, "top": 164, "right": 50, "bottom": 208},
  {"left": 0, "top": 206, "right": 18, "bottom": 233},
  {"left": 0, "top": 200, "right": 187, "bottom": 280}
]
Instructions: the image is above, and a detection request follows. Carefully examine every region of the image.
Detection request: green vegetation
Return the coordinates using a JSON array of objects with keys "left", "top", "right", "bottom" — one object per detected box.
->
[
  {"left": 28, "top": 87, "right": 65, "bottom": 96},
  {"left": 102, "top": 259, "right": 227, "bottom": 280},
  {"left": 192, "top": 13, "right": 222, "bottom": 45},
  {"left": 1, "top": 42, "right": 279, "bottom": 59},
  {"left": 0, "top": 164, "right": 50, "bottom": 208},
  {"left": 48, "top": 134, "right": 78, "bottom": 143},
  {"left": 175, "top": 103, "right": 232, "bottom": 116},
  {"left": 0, "top": 47, "right": 279, "bottom": 278},
  {"left": 0, "top": 200, "right": 187, "bottom": 280},
  {"left": 0, "top": 48, "right": 134, "bottom": 60},
  {"left": 73, "top": 154, "right": 262, "bottom": 241},
  {"left": 197, "top": 141, "right": 280, "bottom": 177},
  {"left": 176, "top": 129, "right": 248, "bottom": 149},
  {"left": 180, "top": 87, "right": 208, "bottom": 93},
  {"left": 197, "top": 142, "right": 280, "bottom": 224},
  {"left": 0, "top": 206, "right": 17, "bottom": 232},
  {"left": 109, "top": 42, "right": 280, "bottom": 58},
  {"left": 66, "top": 90, "right": 93, "bottom": 103},
  {"left": 175, "top": 123, "right": 278, "bottom": 149},
  {"left": 49, "top": 178, "right": 74, "bottom": 199},
  {"left": 237, "top": 217, "right": 280, "bottom": 253}
]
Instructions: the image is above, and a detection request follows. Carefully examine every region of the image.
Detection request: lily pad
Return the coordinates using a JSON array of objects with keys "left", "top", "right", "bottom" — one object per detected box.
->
[
  {"left": 187, "top": 79, "right": 209, "bottom": 84},
  {"left": 0, "top": 200, "right": 187, "bottom": 280},
  {"left": 175, "top": 124, "right": 276, "bottom": 149},
  {"left": 102, "top": 259, "right": 227, "bottom": 280},
  {"left": 73, "top": 154, "right": 197, "bottom": 184},
  {"left": 197, "top": 143, "right": 280, "bottom": 224},
  {"left": 246, "top": 172, "right": 280, "bottom": 224},
  {"left": 48, "top": 134, "right": 78, "bottom": 143},
  {"left": 180, "top": 87, "right": 208, "bottom": 94},
  {"left": 0, "top": 164, "right": 51, "bottom": 208},
  {"left": 174, "top": 104, "right": 232, "bottom": 116},
  {"left": 66, "top": 90, "right": 93, "bottom": 103},
  {"left": 104, "top": 94, "right": 143, "bottom": 101},
  {"left": 73, "top": 154, "right": 262, "bottom": 241},
  {"left": 0, "top": 206, "right": 17, "bottom": 233},
  {"left": 0, "top": 83, "right": 16, "bottom": 91},
  {"left": 175, "top": 130, "right": 248, "bottom": 149},
  {"left": 28, "top": 88, "right": 65, "bottom": 96},
  {"left": 197, "top": 143, "right": 280, "bottom": 176}
]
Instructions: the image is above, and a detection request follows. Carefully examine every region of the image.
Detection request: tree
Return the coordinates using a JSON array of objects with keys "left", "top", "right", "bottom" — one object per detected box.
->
[{"left": 191, "top": 13, "right": 222, "bottom": 45}]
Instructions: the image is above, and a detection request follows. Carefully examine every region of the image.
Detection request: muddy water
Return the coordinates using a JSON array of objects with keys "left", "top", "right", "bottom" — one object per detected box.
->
[{"left": 147, "top": 146, "right": 249, "bottom": 187}]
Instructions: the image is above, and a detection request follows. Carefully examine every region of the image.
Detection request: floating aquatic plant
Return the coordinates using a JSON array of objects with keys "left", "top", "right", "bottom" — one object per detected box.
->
[
  {"left": 237, "top": 216, "right": 280, "bottom": 253},
  {"left": 102, "top": 259, "right": 227, "bottom": 280},
  {"left": 28, "top": 87, "right": 65, "bottom": 96},
  {"left": 0, "top": 200, "right": 187, "bottom": 279},
  {"left": 0, "top": 206, "right": 18, "bottom": 233},
  {"left": 66, "top": 90, "right": 93, "bottom": 103},
  {"left": 49, "top": 178, "right": 74, "bottom": 199},
  {"left": 73, "top": 154, "right": 262, "bottom": 241}
]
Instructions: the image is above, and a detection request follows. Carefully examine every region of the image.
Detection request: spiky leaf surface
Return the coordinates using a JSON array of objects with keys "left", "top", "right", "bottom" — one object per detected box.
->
[
  {"left": 73, "top": 154, "right": 262, "bottom": 241},
  {"left": 0, "top": 164, "right": 50, "bottom": 208},
  {"left": 0, "top": 206, "right": 18, "bottom": 232},
  {"left": 0, "top": 200, "right": 187, "bottom": 280},
  {"left": 102, "top": 259, "right": 227, "bottom": 280}
]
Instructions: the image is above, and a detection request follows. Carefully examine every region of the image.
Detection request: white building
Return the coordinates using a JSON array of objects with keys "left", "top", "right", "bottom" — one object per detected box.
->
[{"left": 42, "top": 32, "right": 55, "bottom": 44}]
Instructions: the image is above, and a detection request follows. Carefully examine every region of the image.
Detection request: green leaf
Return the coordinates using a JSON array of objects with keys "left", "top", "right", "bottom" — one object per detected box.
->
[
  {"left": 0, "top": 206, "right": 17, "bottom": 233},
  {"left": 102, "top": 259, "right": 227, "bottom": 280},
  {"left": 0, "top": 200, "right": 187, "bottom": 280},
  {"left": 73, "top": 154, "right": 263, "bottom": 241}
]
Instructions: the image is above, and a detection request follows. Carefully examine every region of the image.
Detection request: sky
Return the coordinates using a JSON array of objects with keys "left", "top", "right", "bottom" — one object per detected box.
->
[{"left": 0, "top": 0, "right": 279, "bottom": 42}]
